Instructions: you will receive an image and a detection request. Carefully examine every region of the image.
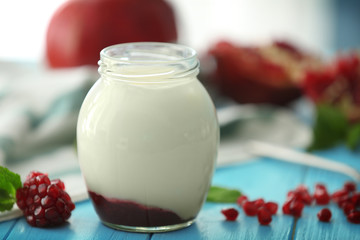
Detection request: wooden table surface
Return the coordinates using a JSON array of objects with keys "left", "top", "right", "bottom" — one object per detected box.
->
[{"left": 1, "top": 145, "right": 360, "bottom": 240}]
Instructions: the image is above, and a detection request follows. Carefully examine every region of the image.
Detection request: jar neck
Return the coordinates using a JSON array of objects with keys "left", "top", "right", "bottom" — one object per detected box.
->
[{"left": 98, "top": 42, "right": 199, "bottom": 83}]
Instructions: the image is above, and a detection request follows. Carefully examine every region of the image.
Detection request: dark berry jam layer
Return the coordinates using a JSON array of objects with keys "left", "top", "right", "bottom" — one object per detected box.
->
[{"left": 88, "top": 191, "right": 193, "bottom": 227}]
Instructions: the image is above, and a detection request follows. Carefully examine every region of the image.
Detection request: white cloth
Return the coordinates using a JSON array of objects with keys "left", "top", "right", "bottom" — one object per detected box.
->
[{"left": 0, "top": 62, "right": 98, "bottom": 164}]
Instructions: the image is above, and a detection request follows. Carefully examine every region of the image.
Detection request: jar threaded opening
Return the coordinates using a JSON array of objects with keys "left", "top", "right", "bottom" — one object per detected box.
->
[{"left": 98, "top": 42, "right": 199, "bottom": 82}]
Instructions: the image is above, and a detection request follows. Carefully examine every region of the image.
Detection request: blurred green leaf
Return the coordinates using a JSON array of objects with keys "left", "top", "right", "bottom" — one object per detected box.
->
[
  {"left": 308, "top": 104, "right": 349, "bottom": 151},
  {"left": 347, "top": 123, "right": 360, "bottom": 150},
  {"left": 206, "top": 186, "right": 241, "bottom": 203}
]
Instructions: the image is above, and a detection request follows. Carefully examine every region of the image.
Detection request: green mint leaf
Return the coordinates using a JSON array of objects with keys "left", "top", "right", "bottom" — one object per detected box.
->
[
  {"left": 0, "top": 166, "right": 22, "bottom": 212},
  {"left": 347, "top": 123, "right": 360, "bottom": 150},
  {"left": 206, "top": 186, "right": 241, "bottom": 203},
  {"left": 308, "top": 104, "right": 348, "bottom": 151}
]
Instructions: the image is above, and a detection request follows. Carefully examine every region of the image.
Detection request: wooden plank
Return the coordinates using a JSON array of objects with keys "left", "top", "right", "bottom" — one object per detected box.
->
[
  {"left": 0, "top": 219, "right": 16, "bottom": 239},
  {"left": 5, "top": 201, "right": 150, "bottom": 240},
  {"left": 153, "top": 157, "right": 308, "bottom": 240},
  {"left": 294, "top": 145, "right": 360, "bottom": 240}
]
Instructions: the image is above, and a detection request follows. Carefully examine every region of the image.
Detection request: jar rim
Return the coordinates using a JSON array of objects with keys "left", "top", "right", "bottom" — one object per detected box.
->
[
  {"left": 98, "top": 42, "right": 199, "bottom": 82},
  {"left": 100, "top": 42, "right": 197, "bottom": 64}
]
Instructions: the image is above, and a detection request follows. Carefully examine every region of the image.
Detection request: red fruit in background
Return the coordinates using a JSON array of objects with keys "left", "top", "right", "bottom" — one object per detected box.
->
[
  {"left": 46, "top": 0, "right": 177, "bottom": 68},
  {"left": 302, "top": 52, "right": 360, "bottom": 123},
  {"left": 205, "top": 40, "right": 320, "bottom": 105}
]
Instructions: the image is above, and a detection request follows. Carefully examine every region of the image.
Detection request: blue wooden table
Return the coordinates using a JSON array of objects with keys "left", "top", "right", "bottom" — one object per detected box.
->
[{"left": 1, "top": 145, "right": 360, "bottom": 240}]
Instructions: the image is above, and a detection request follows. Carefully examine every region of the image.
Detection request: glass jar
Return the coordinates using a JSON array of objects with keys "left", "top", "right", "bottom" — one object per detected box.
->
[{"left": 77, "top": 42, "right": 219, "bottom": 232}]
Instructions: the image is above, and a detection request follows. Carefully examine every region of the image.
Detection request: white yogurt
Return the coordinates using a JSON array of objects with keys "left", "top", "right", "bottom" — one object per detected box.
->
[{"left": 77, "top": 75, "right": 218, "bottom": 220}]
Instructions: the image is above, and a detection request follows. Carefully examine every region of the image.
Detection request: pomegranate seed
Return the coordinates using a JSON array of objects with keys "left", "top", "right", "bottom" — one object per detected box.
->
[
  {"left": 221, "top": 208, "right": 239, "bottom": 221},
  {"left": 315, "top": 183, "right": 327, "bottom": 191},
  {"left": 257, "top": 208, "right": 272, "bottom": 225},
  {"left": 56, "top": 199, "right": 66, "bottom": 213},
  {"left": 51, "top": 179, "right": 65, "bottom": 190},
  {"left": 41, "top": 196, "right": 55, "bottom": 208},
  {"left": 17, "top": 199, "right": 26, "bottom": 210},
  {"left": 34, "top": 206, "right": 45, "bottom": 219},
  {"left": 62, "top": 192, "right": 72, "bottom": 202},
  {"left": 302, "top": 194, "right": 313, "bottom": 205},
  {"left": 45, "top": 207, "right": 60, "bottom": 221},
  {"left": 344, "top": 182, "right": 356, "bottom": 192},
  {"left": 254, "top": 198, "right": 265, "bottom": 208},
  {"left": 314, "top": 192, "right": 330, "bottom": 205},
  {"left": 337, "top": 195, "right": 352, "bottom": 208},
  {"left": 33, "top": 195, "right": 41, "bottom": 205},
  {"left": 16, "top": 188, "right": 25, "bottom": 200},
  {"left": 347, "top": 210, "right": 360, "bottom": 224},
  {"left": 29, "top": 185, "right": 38, "bottom": 197},
  {"left": 296, "top": 184, "right": 309, "bottom": 193},
  {"left": 331, "top": 189, "right": 348, "bottom": 202},
  {"left": 26, "top": 197, "right": 33, "bottom": 206},
  {"left": 243, "top": 201, "right": 258, "bottom": 216},
  {"left": 282, "top": 200, "right": 291, "bottom": 215},
  {"left": 25, "top": 171, "right": 47, "bottom": 182},
  {"left": 287, "top": 185, "right": 312, "bottom": 205},
  {"left": 236, "top": 195, "right": 248, "bottom": 206},
  {"left": 264, "top": 202, "right": 278, "bottom": 215},
  {"left": 35, "top": 175, "right": 51, "bottom": 185},
  {"left": 317, "top": 208, "right": 332, "bottom": 222},
  {"left": 343, "top": 202, "right": 355, "bottom": 215},
  {"left": 26, "top": 215, "right": 36, "bottom": 226},
  {"left": 289, "top": 199, "right": 304, "bottom": 217},
  {"left": 67, "top": 202, "right": 76, "bottom": 211},
  {"left": 314, "top": 184, "right": 330, "bottom": 205},
  {"left": 38, "top": 184, "right": 47, "bottom": 197},
  {"left": 351, "top": 193, "right": 360, "bottom": 207},
  {"left": 287, "top": 190, "right": 296, "bottom": 198},
  {"left": 62, "top": 208, "right": 71, "bottom": 219},
  {"left": 47, "top": 185, "right": 60, "bottom": 198}
]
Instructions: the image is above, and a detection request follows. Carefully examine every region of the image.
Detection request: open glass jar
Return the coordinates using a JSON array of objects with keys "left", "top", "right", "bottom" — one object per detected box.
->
[{"left": 77, "top": 42, "right": 219, "bottom": 232}]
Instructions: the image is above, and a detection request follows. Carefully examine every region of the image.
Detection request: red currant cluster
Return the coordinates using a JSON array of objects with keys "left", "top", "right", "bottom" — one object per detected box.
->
[{"left": 221, "top": 181, "right": 360, "bottom": 225}]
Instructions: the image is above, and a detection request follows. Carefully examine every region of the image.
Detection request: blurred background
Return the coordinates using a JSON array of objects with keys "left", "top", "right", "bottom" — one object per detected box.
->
[
  {"left": 0, "top": 0, "right": 359, "bottom": 62},
  {"left": 0, "top": 0, "right": 359, "bottom": 170}
]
